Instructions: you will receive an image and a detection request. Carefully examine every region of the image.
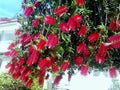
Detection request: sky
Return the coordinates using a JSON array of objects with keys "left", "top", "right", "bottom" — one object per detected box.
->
[{"left": 0, "top": 0, "right": 22, "bottom": 18}]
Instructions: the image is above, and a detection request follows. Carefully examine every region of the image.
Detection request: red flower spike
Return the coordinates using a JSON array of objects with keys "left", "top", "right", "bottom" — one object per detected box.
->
[
  {"left": 5, "top": 63, "right": 11, "bottom": 68},
  {"left": 59, "top": 22, "right": 69, "bottom": 33},
  {"left": 38, "top": 58, "right": 47, "bottom": 70},
  {"left": 20, "top": 34, "right": 33, "bottom": 46},
  {"left": 107, "top": 34, "right": 120, "bottom": 49},
  {"left": 72, "top": 14, "right": 82, "bottom": 23},
  {"left": 27, "top": 45, "right": 34, "bottom": 54},
  {"left": 88, "top": 32, "right": 100, "bottom": 43},
  {"left": 61, "top": 61, "right": 69, "bottom": 71},
  {"left": 109, "top": 67, "right": 117, "bottom": 78},
  {"left": 14, "top": 64, "right": 21, "bottom": 74},
  {"left": 53, "top": 74, "right": 62, "bottom": 86},
  {"left": 12, "top": 73, "right": 19, "bottom": 80},
  {"left": 26, "top": 79, "right": 33, "bottom": 88},
  {"left": 37, "top": 39, "right": 46, "bottom": 51},
  {"left": 20, "top": 65, "right": 27, "bottom": 74},
  {"left": 80, "top": 65, "right": 89, "bottom": 76},
  {"left": 14, "top": 29, "right": 21, "bottom": 36},
  {"left": 97, "top": 42, "right": 108, "bottom": 57},
  {"left": 46, "top": 33, "right": 59, "bottom": 49},
  {"left": 34, "top": 1, "right": 40, "bottom": 7},
  {"left": 9, "top": 49, "right": 17, "bottom": 59},
  {"left": 67, "top": 18, "right": 77, "bottom": 31},
  {"left": 24, "top": 6, "right": 34, "bottom": 17},
  {"left": 78, "top": 26, "right": 88, "bottom": 37},
  {"left": 8, "top": 41, "right": 18, "bottom": 50},
  {"left": 52, "top": 65, "right": 59, "bottom": 73},
  {"left": 96, "top": 54, "right": 105, "bottom": 64},
  {"left": 76, "top": 0, "right": 84, "bottom": 6},
  {"left": 77, "top": 42, "right": 86, "bottom": 53},
  {"left": 8, "top": 64, "right": 15, "bottom": 75},
  {"left": 109, "top": 18, "right": 117, "bottom": 31},
  {"left": 83, "top": 46, "right": 90, "bottom": 58},
  {"left": 17, "top": 57, "right": 25, "bottom": 65},
  {"left": 26, "top": 49, "right": 39, "bottom": 66},
  {"left": 74, "top": 56, "right": 83, "bottom": 66},
  {"left": 32, "top": 18, "right": 40, "bottom": 28},
  {"left": 54, "top": 5, "right": 67, "bottom": 16},
  {"left": 44, "top": 16, "right": 55, "bottom": 25},
  {"left": 38, "top": 77, "right": 44, "bottom": 85},
  {"left": 4, "top": 51, "right": 11, "bottom": 56},
  {"left": 46, "top": 57, "right": 55, "bottom": 68}
]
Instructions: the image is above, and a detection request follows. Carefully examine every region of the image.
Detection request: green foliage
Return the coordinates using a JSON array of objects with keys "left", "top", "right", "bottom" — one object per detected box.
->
[{"left": 0, "top": 73, "right": 27, "bottom": 90}]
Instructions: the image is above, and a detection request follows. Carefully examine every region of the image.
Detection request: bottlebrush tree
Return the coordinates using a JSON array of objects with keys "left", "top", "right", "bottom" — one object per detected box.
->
[{"left": 4, "top": 0, "right": 120, "bottom": 88}]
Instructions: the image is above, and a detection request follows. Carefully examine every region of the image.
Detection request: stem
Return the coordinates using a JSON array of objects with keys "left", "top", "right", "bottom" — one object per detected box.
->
[
  {"left": 42, "top": 23, "right": 45, "bottom": 35},
  {"left": 45, "top": 24, "right": 51, "bottom": 37}
]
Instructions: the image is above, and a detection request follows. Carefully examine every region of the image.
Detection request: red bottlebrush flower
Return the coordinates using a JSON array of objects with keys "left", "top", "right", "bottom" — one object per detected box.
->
[
  {"left": 17, "top": 57, "right": 24, "bottom": 65},
  {"left": 20, "top": 34, "right": 33, "bottom": 46},
  {"left": 77, "top": 42, "right": 86, "bottom": 53},
  {"left": 44, "top": 16, "right": 55, "bottom": 25},
  {"left": 97, "top": 42, "right": 108, "bottom": 57},
  {"left": 46, "top": 33, "right": 59, "bottom": 49},
  {"left": 83, "top": 46, "right": 90, "bottom": 58},
  {"left": 12, "top": 73, "right": 19, "bottom": 80},
  {"left": 33, "top": 33, "right": 41, "bottom": 40},
  {"left": 74, "top": 56, "right": 83, "bottom": 66},
  {"left": 38, "top": 58, "right": 47, "bottom": 70},
  {"left": 53, "top": 74, "right": 62, "bottom": 86},
  {"left": 26, "top": 79, "right": 33, "bottom": 88},
  {"left": 38, "top": 76, "right": 44, "bottom": 85},
  {"left": 26, "top": 49, "right": 39, "bottom": 66},
  {"left": 109, "top": 67, "right": 117, "bottom": 78},
  {"left": 59, "top": 22, "right": 69, "bottom": 33},
  {"left": 96, "top": 54, "right": 105, "bottom": 64},
  {"left": 76, "top": 0, "right": 84, "bottom": 6},
  {"left": 8, "top": 42, "right": 17, "bottom": 50},
  {"left": 27, "top": 45, "right": 34, "bottom": 54},
  {"left": 8, "top": 64, "right": 15, "bottom": 75},
  {"left": 37, "top": 39, "right": 46, "bottom": 50},
  {"left": 67, "top": 18, "right": 77, "bottom": 31},
  {"left": 88, "top": 32, "right": 100, "bottom": 43},
  {"left": 5, "top": 63, "right": 11, "bottom": 68},
  {"left": 20, "top": 65, "right": 27, "bottom": 74},
  {"left": 52, "top": 65, "right": 59, "bottom": 73},
  {"left": 107, "top": 34, "right": 120, "bottom": 49},
  {"left": 20, "top": 74, "right": 29, "bottom": 83},
  {"left": 72, "top": 14, "right": 82, "bottom": 23},
  {"left": 24, "top": 6, "right": 34, "bottom": 17},
  {"left": 78, "top": 26, "right": 88, "bottom": 37},
  {"left": 32, "top": 18, "right": 40, "bottom": 27},
  {"left": 109, "top": 18, "right": 117, "bottom": 31},
  {"left": 46, "top": 57, "right": 55, "bottom": 68},
  {"left": 80, "top": 65, "right": 89, "bottom": 76},
  {"left": 34, "top": 1, "right": 40, "bottom": 7},
  {"left": 4, "top": 51, "right": 11, "bottom": 56},
  {"left": 14, "top": 64, "right": 21, "bottom": 74},
  {"left": 14, "top": 29, "right": 21, "bottom": 35},
  {"left": 61, "top": 61, "right": 69, "bottom": 71},
  {"left": 54, "top": 5, "right": 67, "bottom": 16},
  {"left": 9, "top": 49, "right": 17, "bottom": 59}
]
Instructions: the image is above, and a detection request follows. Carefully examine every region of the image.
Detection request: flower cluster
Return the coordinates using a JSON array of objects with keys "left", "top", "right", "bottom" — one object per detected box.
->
[{"left": 4, "top": 0, "right": 120, "bottom": 88}]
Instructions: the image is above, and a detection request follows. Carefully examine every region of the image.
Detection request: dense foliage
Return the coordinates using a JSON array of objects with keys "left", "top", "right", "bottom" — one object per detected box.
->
[{"left": 4, "top": 0, "right": 120, "bottom": 88}]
